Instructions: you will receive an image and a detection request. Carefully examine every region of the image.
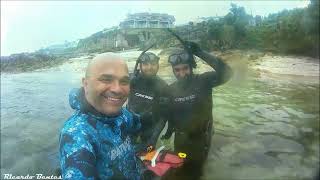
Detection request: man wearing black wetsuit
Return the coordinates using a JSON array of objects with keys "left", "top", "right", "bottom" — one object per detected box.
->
[
  {"left": 128, "top": 52, "right": 169, "bottom": 151},
  {"left": 162, "top": 42, "right": 233, "bottom": 180}
]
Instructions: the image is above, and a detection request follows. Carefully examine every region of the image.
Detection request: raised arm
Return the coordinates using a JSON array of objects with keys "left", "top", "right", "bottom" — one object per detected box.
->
[{"left": 186, "top": 41, "right": 233, "bottom": 87}]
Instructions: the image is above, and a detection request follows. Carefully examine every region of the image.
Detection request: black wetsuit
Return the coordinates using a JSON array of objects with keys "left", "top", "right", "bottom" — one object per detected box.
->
[
  {"left": 128, "top": 74, "right": 169, "bottom": 149},
  {"left": 164, "top": 51, "right": 233, "bottom": 180}
]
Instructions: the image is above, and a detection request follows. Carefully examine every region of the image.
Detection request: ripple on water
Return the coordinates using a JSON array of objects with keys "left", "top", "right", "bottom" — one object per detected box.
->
[
  {"left": 273, "top": 154, "right": 318, "bottom": 179},
  {"left": 207, "top": 137, "right": 282, "bottom": 179},
  {"left": 283, "top": 106, "right": 317, "bottom": 119},
  {"left": 250, "top": 104, "right": 292, "bottom": 123},
  {"left": 252, "top": 121, "right": 300, "bottom": 138},
  {"left": 260, "top": 134, "right": 304, "bottom": 154}
]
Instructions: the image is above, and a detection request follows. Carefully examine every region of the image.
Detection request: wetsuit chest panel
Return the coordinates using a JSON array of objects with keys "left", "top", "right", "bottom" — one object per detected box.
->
[
  {"left": 129, "top": 89, "right": 156, "bottom": 113},
  {"left": 171, "top": 76, "right": 206, "bottom": 109},
  {"left": 169, "top": 75, "right": 213, "bottom": 131},
  {"left": 129, "top": 77, "right": 160, "bottom": 114},
  {"left": 132, "top": 88, "right": 155, "bottom": 103},
  {"left": 95, "top": 121, "right": 137, "bottom": 178}
]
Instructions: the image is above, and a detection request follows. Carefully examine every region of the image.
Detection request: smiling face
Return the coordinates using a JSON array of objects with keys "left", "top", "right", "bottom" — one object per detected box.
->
[
  {"left": 140, "top": 61, "right": 159, "bottom": 77},
  {"left": 82, "top": 54, "right": 130, "bottom": 116}
]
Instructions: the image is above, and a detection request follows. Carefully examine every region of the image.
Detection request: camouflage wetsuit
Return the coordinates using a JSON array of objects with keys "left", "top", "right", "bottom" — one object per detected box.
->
[{"left": 59, "top": 88, "right": 141, "bottom": 179}]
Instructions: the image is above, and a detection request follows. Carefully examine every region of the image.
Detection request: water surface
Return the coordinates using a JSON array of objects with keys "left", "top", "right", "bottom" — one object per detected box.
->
[{"left": 1, "top": 52, "right": 319, "bottom": 179}]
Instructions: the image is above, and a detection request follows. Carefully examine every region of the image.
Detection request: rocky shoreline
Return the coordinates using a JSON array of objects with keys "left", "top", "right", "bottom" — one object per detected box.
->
[
  {"left": 2, "top": 49, "right": 319, "bottom": 84},
  {"left": 0, "top": 53, "right": 67, "bottom": 73},
  {"left": 157, "top": 49, "right": 319, "bottom": 84}
]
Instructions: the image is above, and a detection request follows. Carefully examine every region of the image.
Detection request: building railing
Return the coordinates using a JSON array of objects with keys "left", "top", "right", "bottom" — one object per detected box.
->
[
  {"left": 120, "top": 20, "right": 173, "bottom": 29},
  {"left": 119, "top": 13, "right": 175, "bottom": 29}
]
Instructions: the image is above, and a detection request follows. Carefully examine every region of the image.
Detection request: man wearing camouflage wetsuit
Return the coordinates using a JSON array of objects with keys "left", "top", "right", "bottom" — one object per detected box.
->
[
  {"left": 162, "top": 42, "right": 233, "bottom": 180},
  {"left": 59, "top": 53, "right": 142, "bottom": 179}
]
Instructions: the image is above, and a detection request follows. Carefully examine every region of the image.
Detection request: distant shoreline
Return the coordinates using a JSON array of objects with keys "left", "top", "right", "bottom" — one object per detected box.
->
[{"left": 1, "top": 49, "right": 319, "bottom": 82}]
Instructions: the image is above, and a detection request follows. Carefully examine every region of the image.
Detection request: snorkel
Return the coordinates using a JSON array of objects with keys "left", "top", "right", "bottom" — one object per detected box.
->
[
  {"left": 167, "top": 29, "right": 197, "bottom": 83},
  {"left": 166, "top": 28, "right": 197, "bottom": 68}
]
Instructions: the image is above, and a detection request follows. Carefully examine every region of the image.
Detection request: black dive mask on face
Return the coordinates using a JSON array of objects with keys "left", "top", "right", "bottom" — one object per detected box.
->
[
  {"left": 168, "top": 53, "right": 192, "bottom": 65},
  {"left": 168, "top": 51, "right": 197, "bottom": 68}
]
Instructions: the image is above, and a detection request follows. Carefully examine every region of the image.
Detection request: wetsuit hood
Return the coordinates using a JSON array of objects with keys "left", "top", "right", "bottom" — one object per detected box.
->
[{"left": 69, "top": 88, "right": 106, "bottom": 116}]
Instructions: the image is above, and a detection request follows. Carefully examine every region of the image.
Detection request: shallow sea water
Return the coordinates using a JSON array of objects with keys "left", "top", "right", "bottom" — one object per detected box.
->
[{"left": 1, "top": 51, "right": 319, "bottom": 179}]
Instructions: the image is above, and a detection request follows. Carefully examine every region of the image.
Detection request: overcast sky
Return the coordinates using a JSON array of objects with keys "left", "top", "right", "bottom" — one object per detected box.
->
[{"left": 1, "top": 0, "right": 310, "bottom": 56}]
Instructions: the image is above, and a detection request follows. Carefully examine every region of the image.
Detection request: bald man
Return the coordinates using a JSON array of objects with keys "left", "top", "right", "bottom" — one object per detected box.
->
[{"left": 59, "top": 53, "right": 142, "bottom": 180}]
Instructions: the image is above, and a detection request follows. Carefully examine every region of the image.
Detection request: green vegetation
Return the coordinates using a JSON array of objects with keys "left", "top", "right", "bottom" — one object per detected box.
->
[
  {"left": 77, "top": 29, "right": 120, "bottom": 53},
  {"left": 67, "top": 1, "right": 319, "bottom": 57},
  {"left": 2, "top": 2, "right": 318, "bottom": 73},
  {"left": 165, "top": 1, "right": 319, "bottom": 57}
]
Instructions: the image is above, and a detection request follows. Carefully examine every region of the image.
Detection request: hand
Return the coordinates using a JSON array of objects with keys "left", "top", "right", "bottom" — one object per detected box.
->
[{"left": 185, "top": 41, "right": 201, "bottom": 55}]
